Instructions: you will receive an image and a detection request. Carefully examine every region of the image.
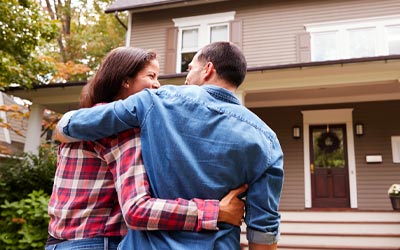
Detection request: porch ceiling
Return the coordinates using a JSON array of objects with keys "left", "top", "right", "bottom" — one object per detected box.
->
[{"left": 5, "top": 58, "right": 400, "bottom": 113}]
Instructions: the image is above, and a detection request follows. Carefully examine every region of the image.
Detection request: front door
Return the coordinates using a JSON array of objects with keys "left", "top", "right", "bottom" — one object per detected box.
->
[{"left": 310, "top": 124, "right": 350, "bottom": 208}]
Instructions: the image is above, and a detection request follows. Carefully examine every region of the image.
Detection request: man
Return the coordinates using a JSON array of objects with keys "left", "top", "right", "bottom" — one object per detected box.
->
[{"left": 57, "top": 42, "right": 284, "bottom": 250}]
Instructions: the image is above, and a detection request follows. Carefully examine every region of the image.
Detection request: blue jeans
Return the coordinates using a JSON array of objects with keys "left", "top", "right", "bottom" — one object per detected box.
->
[{"left": 44, "top": 237, "right": 121, "bottom": 250}]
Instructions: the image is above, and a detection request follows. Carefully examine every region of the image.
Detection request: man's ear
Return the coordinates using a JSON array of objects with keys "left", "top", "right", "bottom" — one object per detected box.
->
[{"left": 203, "top": 62, "right": 214, "bottom": 81}]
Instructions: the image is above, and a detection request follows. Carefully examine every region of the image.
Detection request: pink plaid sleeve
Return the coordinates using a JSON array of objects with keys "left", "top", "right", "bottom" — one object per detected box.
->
[
  {"left": 192, "top": 199, "right": 219, "bottom": 231},
  {"left": 102, "top": 129, "right": 219, "bottom": 231}
]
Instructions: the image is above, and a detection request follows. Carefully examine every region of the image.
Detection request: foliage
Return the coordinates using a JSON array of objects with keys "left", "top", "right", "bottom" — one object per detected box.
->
[
  {"left": 1, "top": 0, "right": 126, "bottom": 88},
  {"left": 0, "top": 145, "right": 57, "bottom": 205},
  {"left": 388, "top": 184, "right": 400, "bottom": 197},
  {"left": 0, "top": 190, "right": 50, "bottom": 250},
  {"left": 41, "top": 0, "right": 127, "bottom": 81},
  {"left": 0, "top": 0, "right": 58, "bottom": 90},
  {"left": 0, "top": 145, "right": 56, "bottom": 249}
]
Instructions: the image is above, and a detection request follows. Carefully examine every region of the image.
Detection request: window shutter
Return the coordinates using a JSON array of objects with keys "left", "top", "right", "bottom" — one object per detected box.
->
[
  {"left": 165, "top": 27, "right": 178, "bottom": 74},
  {"left": 230, "top": 20, "right": 242, "bottom": 49},
  {"left": 296, "top": 32, "right": 311, "bottom": 63}
]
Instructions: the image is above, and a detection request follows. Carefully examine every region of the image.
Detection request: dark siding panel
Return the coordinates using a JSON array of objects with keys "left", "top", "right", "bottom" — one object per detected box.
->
[
  {"left": 251, "top": 106, "right": 305, "bottom": 210},
  {"left": 353, "top": 101, "right": 400, "bottom": 210}
]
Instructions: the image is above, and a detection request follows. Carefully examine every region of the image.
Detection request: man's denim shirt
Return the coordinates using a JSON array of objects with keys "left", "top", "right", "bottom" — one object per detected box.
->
[{"left": 62, "top": 85, "right": 284, "bottom": 250}]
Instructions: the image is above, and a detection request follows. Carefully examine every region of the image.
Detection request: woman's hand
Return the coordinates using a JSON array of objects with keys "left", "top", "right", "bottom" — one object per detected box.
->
[{"left": 217, "top": 184, "right": 248, "bottom": 226}]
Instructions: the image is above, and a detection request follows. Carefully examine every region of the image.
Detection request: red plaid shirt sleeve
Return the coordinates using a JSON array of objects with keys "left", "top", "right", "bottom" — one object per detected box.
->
[{"left": 101, "top": 129, "right": 219, "bottom": 231}]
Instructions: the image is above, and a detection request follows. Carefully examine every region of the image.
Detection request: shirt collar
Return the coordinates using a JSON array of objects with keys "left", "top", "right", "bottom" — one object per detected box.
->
[{"left": 202, "top": 85, "right": 241, "bottom": 105}]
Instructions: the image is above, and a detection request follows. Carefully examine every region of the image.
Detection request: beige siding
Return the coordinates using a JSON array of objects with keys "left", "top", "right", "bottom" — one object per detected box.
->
[
  {"left": 129, "top": 0, "right": 400, "bottom": 73},
  {"left": 252, "top": 100, "right": 400, "bottom": 211},
  {"left": 238, "top": 0, "right": 400, "bottom": 66},
  {"left": 130, "top": 17, "right": 173, "bottom": 74}
]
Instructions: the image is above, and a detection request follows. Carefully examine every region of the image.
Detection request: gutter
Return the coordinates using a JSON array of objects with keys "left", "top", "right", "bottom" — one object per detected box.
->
[{"left": 105, "top": 0, "right": 187, "bottom": 14}]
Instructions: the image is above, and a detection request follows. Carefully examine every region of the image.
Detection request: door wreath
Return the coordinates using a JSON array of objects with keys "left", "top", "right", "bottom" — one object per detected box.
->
[{"left": 317, "top": 132, "right": 340, "bottom": 153}]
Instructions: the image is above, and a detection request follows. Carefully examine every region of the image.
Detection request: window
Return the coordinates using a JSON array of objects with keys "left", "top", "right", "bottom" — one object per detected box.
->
[
  {"left": 173, "top": 12, "right": 235, "bottom": 72},
  {"left": 306, "top": 15, "right": 400, "bottom": 61}
]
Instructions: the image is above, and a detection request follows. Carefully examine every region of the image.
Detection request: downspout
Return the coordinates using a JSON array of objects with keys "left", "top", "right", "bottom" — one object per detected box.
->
[{"left": 112, "top": 11, "right": 132, "bottom": 47}]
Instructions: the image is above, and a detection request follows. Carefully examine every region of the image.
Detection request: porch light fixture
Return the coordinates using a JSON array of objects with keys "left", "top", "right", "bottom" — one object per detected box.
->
[
  {"left": 292, "top": 126, "right": 301, "bottom": 139},
  {"left": 355, "top": 123, "right": 364, "bottom": 136}
]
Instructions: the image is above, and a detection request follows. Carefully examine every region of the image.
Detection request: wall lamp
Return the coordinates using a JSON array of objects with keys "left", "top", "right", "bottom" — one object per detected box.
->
[
  {"left": 355, "top": 123, "right": 364, "bottom": 136},
  {"left": 292, "top": 126, "right": 301, "bottom": 139}
]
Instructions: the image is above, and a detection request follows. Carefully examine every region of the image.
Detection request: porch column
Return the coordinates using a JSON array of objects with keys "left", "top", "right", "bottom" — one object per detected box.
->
[{"left": 24, "top": 103, "right": 44, "bottom": 155}]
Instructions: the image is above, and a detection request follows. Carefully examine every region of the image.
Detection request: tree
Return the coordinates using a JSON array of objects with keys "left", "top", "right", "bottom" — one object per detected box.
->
[
  {"left": 0, "top": 0, "right": 127, "bottom": 154},
  {"left": 0, "top": 0, "right": 58, "bottom": 90},
  {"left": 41, "top": 0, "right": 126, "bottom": 81}
]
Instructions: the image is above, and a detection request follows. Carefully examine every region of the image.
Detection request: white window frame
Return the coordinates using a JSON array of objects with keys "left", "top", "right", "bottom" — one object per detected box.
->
[
  {"left": 305, "top": 15, "right": 400, "bottom": 61},
  {"left": 173, "top": 11, "right": 235, "bottom": 73},
  {"left": 392, "top": 136, "right": 400, "bottom": 163}
]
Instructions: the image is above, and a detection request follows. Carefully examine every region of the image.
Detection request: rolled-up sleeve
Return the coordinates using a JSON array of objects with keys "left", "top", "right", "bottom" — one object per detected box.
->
[{"left": 245, "top": 135, "right": 284, "bottom": 245}]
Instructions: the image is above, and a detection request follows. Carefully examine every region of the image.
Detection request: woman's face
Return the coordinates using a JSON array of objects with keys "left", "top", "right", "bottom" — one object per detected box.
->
[{"left": 123, "top": 59, "right": 160, "bottom": 98}]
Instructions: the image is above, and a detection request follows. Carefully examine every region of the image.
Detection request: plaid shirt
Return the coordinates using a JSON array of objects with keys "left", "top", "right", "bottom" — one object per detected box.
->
[{"left": 48, "top": 128, "right": 219, "bottom": 240}]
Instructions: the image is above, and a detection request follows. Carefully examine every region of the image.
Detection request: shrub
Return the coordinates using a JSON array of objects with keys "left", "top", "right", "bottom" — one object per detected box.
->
[
  {"left": 0, "top": 145, "right": 57, "bottom": 204},
  {"left": 0, "top": 190, "right": 50, "bottom": 250},
  {"left": 0, "top": 145, "right": 57, "bottom": 249}
]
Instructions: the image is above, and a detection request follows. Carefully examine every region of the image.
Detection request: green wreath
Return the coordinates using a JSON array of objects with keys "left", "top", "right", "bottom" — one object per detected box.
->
[{"left": 317, "top": 132, "right": 340, "bottom": 153}]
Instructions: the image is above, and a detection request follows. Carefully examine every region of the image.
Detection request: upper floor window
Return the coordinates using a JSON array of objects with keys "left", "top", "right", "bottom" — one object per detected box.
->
[
  {"left": 173, "top": 11, "right": 235, "bottom": 72},
  {"left": 306, "top": 15, "right": 400, "bottom": 61}
]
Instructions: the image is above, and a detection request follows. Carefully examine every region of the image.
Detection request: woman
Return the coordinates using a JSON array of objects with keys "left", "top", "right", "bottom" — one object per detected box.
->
[{"left": 46, "top": 47, "right": 246, "bottom": 250}]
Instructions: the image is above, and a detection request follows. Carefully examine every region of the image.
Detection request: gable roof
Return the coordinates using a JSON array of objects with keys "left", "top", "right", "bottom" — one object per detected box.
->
[{"left": 105, "top": 0, "right": 228, "bottom": 13}]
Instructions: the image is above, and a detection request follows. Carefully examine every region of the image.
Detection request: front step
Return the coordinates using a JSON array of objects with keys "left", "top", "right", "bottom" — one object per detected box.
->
[
  {"left": 278, "top": 234, "right": 400, "bottom": 250},
  {"left": 240, "top": 211, "right": 400, "bottom": 250}
]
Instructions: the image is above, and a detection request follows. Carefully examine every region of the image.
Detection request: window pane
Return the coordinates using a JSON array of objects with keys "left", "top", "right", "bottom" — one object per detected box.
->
[
  {"left": 348, "top": 27, "right": 375, "bottom": 58},
  {"left": 312, "top": 31, "right": 337, "bottom": 61},
  {"left": 182, "top": 29, "right": 198, "bottom": 51},
  {"left": 181, "top": 52, "right": 196, "bottom": 73},
  {"left": 387, "top": 25, "right": 400, "bottom": 55},
  {"left": 210, "top": 25, "right": 228, "bottom": 43}
]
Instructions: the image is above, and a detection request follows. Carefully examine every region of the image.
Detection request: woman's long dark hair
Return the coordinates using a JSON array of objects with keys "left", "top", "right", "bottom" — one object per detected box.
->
[{"left": 79, "top": 47, "right": 157, "bottom": 108}]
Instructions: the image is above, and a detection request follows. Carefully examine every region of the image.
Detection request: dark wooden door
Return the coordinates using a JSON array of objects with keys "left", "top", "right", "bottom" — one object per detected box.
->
[{"left": 310, "top": 124, "right": 350, "bottom": 208}]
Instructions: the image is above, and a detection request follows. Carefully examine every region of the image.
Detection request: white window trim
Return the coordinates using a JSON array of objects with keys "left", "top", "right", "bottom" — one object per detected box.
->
[
  {"left": 301, "top": 109, "right": 358, "bottom": 209},
  {"left": 305, "top": 15, "right": 400, "bottom": 61},
  {"left": 173, "top": 11, "right": 235, "bottom": 73},
  {"left": 392, "top": 136, "right": 400, "bottom": 163}
]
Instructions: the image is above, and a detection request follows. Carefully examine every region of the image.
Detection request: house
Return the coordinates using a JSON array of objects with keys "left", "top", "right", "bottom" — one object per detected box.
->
[
  {"left": 7, "top": 0, "right": 400, "bottom": 249},
  {"left": 0, "top": 92, "right": 27, "bottom": 156}
]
